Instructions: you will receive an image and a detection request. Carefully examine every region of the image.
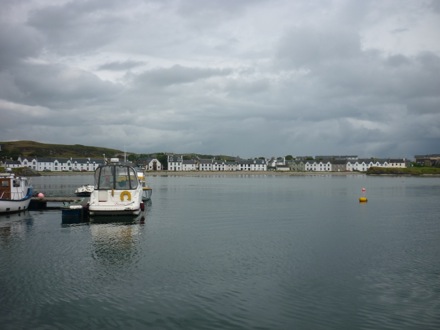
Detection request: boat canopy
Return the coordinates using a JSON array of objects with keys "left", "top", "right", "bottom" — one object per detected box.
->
[{"left": 94, "top": 165, "right": 139, "bottom": 190}]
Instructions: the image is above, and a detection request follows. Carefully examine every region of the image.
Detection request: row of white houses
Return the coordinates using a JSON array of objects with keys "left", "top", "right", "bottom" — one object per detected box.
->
[
  {"left": 168, "top": 155, "right": 408, "bottom": 172},
  {"left": 1, "top": 157, "right": 163, "bottom": 172},
  {"left": 167, "top": 155, "right": 267, "bottom": 172},
  {"left": 297, "top": 158, "right": 407, "bottom": 172},
  {"left": 16, "top": 157, "right": 105, "bottom": 172},
  {"left": 1, "top": 155, "right": 407, "bottom": 173}
]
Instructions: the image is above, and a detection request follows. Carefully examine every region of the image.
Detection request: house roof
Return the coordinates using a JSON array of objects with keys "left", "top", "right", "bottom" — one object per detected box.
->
[{"left": 168, "top": 155, "right": 182, "bottom": 162}]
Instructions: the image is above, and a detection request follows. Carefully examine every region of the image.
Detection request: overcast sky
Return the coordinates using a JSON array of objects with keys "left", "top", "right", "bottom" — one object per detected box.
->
[{"left": 1, "top": 0, "right": 439, "bottom": 159}]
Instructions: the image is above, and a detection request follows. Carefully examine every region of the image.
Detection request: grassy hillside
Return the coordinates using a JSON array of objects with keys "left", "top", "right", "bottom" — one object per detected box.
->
[
  {"left": 0, "top": 140, "right": 122, "bottom": 159},
  {"left": 0, "top": 141, "right": 239, "bottom": 166},
  {"left": 367, "top": 166, "right": 440, "bottom": 175}
]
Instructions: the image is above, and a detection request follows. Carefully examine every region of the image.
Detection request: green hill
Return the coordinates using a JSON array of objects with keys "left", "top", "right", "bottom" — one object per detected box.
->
[
  {"left": 367, "top": 166, "right": 440, "bottom": 175},
  {"left": 0, "top": 140, "right": 122, "bottom": 159}
]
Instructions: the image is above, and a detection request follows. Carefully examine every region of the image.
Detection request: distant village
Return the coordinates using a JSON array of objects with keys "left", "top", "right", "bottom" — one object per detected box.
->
[{"left": 1, "top": 154, "right": 439, "bottom": 173}]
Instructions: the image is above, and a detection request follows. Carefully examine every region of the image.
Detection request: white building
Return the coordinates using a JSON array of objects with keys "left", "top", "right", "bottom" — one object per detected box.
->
[
  {"left": 167, "top": 155, "right": 183, "bottom": 171},
  {"left": 144, "top": 158, "right": 163, "bottom": 171},
  {"left": 346, "top": 159, "right": 407, "bottom": 172},
  {"left": 305, "top": 160, "right": 332, "bottom": 172},
  {"left": 182, "top": 159, "right": 197, "bottom": 171},
  {"left": 198, "top": 159, "right": 213, "bottom": 171},
  {"left": 2, "top": 160, "right": 22, "bottom": 169},
  {"left": 18, "top": 157, "right": 104, "bottom": 172}
]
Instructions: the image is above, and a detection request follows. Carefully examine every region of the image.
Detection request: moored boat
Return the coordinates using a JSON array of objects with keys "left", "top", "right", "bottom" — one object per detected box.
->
[
  {"left": 88, "top": 160, "right": 144, "bottom": 216},
  {"left": 74, "top": 184, "right": 94, "bottom": 197},
  {"left": 142, "top": 186, "right": 152, "bottom": 201},
  {"left": 0, "top": 171, "right": 33, "bottom": 214},
  {"left": 137, "top": 170, "right": 153, "bottom": 201}
]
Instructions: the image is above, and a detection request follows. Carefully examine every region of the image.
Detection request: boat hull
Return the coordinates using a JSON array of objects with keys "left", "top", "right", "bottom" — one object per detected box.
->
[
  {"left": 88, "top": 188, "right": 143, "bottom": 216},
  {"left": 74, "top": 185, "right": 94, "bottom": 197},
  {"left": 0, "top": 188, "right": 33, "bottom": 214},
  {"left": 88, "top": 206, "right": 141, "bottom": 216},
  {"left": 0, "top": 198, "right": 32, "bottom": 213}
]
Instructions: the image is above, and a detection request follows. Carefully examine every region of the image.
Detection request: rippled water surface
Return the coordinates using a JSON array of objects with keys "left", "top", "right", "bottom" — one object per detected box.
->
[{"left": 1, "top": 174, "right": 440, "bottom": 329}]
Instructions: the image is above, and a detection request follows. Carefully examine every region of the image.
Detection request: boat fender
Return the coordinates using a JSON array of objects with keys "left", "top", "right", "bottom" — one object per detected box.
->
[{"left": 120, "top": 190, "right": 131, "bottom": 201}]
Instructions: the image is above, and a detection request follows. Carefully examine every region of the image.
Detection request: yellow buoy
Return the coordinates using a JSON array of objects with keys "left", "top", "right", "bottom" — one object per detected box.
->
[{"left": 359, "top": 196, "right": 368, "bottom": 203}]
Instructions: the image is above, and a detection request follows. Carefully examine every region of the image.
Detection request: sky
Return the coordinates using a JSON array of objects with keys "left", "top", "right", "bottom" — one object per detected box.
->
[{"left": 1, "top": 0, "right": 439, "bottom": 159}]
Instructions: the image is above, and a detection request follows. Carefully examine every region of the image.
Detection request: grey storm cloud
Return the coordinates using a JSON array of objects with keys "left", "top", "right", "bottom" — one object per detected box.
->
[
  {"left": 98, "top": 60, "right": 146, "bottom": 71},
  {"left": 277, "top": 26, "right": 361, "bottom": 68},
  {"left": 135, "top": 65, "right": 232, "bottom": 87},
  {"left": 1, "top": 0, "right": 439, "bottom": 158}
]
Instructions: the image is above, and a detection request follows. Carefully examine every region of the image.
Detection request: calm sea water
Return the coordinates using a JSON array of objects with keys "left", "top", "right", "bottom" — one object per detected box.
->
[{"left": 1, "top": 174, "right": 440, "bottom": 329}]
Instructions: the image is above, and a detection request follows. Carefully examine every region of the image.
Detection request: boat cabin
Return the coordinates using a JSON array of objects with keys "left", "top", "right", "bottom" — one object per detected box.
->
[
  {"left": 0, "top": 174, "right": 30, "bottom": 200},
  {"left": 94, "top": 165, "right": 139, "bottom": 190}
]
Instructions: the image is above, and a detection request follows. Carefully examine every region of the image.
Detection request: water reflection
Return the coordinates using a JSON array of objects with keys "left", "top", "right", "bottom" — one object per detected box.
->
[
  {"left": 89, "top": 213, "right": 145, "bottom": 266},
  {"left": 0, "top": 211, "right": 34, "bottom": 243},
  {"left": 61, "top": 209, "right": 89, "bottom": 226},
  {"left": 61, "top": 206, "right": 148, "bottom": 226}
]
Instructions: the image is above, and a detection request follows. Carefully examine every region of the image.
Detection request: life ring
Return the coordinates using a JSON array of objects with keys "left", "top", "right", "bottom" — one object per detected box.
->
[{"left": 120, "top": 190, "right": 131, "bottom": 201}]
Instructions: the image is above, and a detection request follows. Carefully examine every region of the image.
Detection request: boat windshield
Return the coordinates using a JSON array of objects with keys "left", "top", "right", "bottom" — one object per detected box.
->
[{"left": 95, "top": 165, "right": 138, "bottom": 190}]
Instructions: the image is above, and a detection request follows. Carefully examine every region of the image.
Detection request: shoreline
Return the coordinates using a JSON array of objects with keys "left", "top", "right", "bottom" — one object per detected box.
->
[
  {"left": 31, "top": 170, "right": 440, "bottom": 177},
  {"left": 151, "top": 171, "right": 365, "bottom": 177},
  {"left": 37, "top": 170, "right": 365, "bottom": 177}
]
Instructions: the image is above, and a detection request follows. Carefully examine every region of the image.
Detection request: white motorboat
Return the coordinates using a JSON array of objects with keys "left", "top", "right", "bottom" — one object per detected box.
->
[
  {"left": 74, "top": 184, "right": 94, "bottom": 197},
  {"left": 137, "top": 170, "right": 152, "bottom": 201},
  {"left": 0, "top": 171, "right": 33, "bottom": 214},
  {"left": 88, "top": 160, "right": 144, "bottom": 216}
]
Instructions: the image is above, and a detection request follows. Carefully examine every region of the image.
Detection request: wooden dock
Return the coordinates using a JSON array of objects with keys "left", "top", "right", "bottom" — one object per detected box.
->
[{"left": 29, "top": 197, "right": 88, "bottom": 210}]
